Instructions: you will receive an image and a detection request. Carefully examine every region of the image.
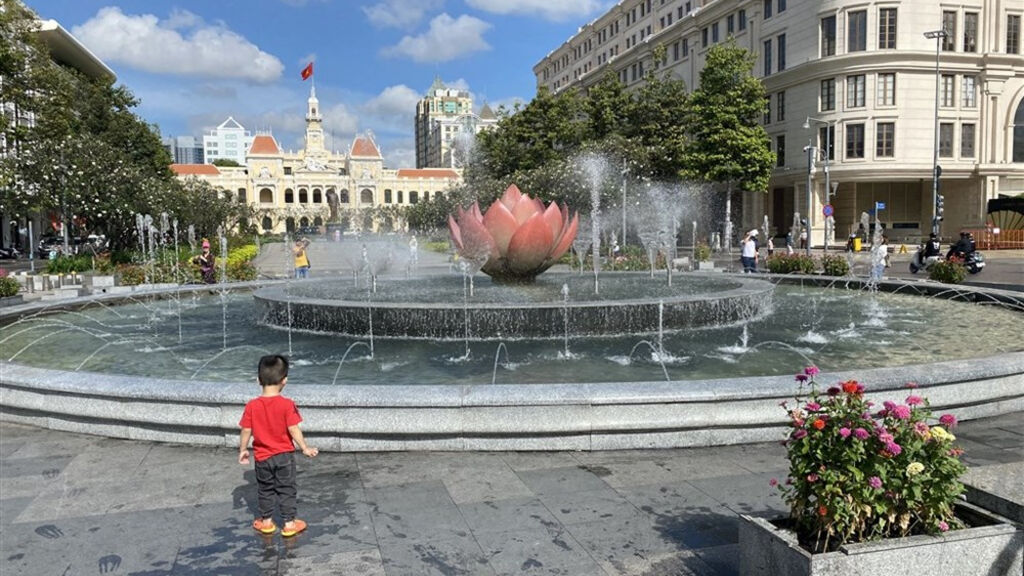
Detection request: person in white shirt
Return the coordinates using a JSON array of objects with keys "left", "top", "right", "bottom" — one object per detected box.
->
[{"left": 741, "top": 230, "right": 759, "bottom": 273}]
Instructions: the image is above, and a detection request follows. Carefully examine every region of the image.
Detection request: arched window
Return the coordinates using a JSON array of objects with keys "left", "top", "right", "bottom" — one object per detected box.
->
[
  {"left": 261, "top": 216, "right": 273, "bottom": 231},
  {"left": 435, "top": 190, "right": 443, "bottom": 200},
  {"left": 285, "top": 217, "right": 296, "bottom": 233},
  {"left": 423, "top": 191, "right": 430, "bottom": 202},
  {"left": 259, "top": 188, "right": 273, "bottom": 203},
  {"left": 361, "top": 189, "right": 373, "bottom": 204},
  {"left": 299, "top": 188, "right": 309, "bottom": 203},
  {"left": 284, "top": 188, "right": 294, "bottom": 203},
  {"left": 313, "top": 216, "right": 323, "bottom": 226},
  {"left": 340, "top": 189, "right": 350, "bottom": 203},
  {"left": 1014, "top": 98, "right": 1024, "bottom": 163},
  {"left": 384, "top": 189, "right": 392, "bottom": 203},
  {"left": 409, "top": 191, "right": 419, "bottom": 204},
  {"left": 300, "top": 217, "right": 309, "bottom": 227},
  {"left": 237, "top": 188, "right": 246, "bottom": 203},
  {"left": 397, "top": 190, "right": 404, "bottom": 203},
  {"left": 313, "top": 189, "right": 322, "bottom": 203}
]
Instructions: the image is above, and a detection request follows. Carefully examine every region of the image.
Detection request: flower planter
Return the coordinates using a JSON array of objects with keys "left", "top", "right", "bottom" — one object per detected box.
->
[
  {"left": 696, "top": 261, "right": 715, "bottom": 271},
  {"left": 0, "top": 295, "right": 24, "bottom": 308},
  {"left": 740, "top": 502, "right": 1023, "bottom": 576}
]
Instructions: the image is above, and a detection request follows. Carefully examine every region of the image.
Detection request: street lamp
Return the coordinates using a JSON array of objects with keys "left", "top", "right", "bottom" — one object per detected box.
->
[
  {"left": 804, "top": 116, "right": 835, "bottom": 253},
  {"left": 924, "top": 29, "right": 948, "bottom": 236}
]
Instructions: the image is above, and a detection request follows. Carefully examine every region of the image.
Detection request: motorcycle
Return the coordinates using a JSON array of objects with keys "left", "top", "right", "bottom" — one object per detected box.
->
[
  {"left": 908, "top": 247, "right": 941, "bottom": 274},
  {"left": 950, "top": 250, "right": 985, "bottom": 274},
  {"left": 0, "top": 246, "right": 20, "bottom": 260}
]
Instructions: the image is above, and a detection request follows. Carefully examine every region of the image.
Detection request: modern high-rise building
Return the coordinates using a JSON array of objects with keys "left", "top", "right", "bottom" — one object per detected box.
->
[
  {"left": 534, "top": 0, "right": 1024, "bottom": 245},
  {"left": 414, "top": 77, "right": 499, "bottom": 168},
  {"left": 162, "top": 135, "right": 204, "bottom": 165},
  {"left": 203, "top": 117, "right": 254, "bottom": 166}
]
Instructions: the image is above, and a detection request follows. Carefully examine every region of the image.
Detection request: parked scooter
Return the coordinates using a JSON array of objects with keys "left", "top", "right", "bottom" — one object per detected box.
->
[{"left": 0, "top": 246, "right": 20, "bottom": 260}]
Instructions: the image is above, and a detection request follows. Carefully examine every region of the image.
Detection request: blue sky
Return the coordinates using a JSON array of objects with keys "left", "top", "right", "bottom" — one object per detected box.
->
[{"left": 26, "top": 0, "right": 612, "bottom": 167}]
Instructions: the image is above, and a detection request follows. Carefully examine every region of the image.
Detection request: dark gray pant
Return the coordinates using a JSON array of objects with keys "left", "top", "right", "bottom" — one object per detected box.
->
[{"left": 254, "top": 452, "right": 296, "bottom": 522}]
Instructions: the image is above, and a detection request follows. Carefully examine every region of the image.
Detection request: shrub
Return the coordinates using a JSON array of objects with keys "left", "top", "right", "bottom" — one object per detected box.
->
[
  {"left": 424, "top": 240, "right": 450, "bottom": 253},
  {"left": 929, "top": 259, "right": 966, "bottom": 284},
  {"left": 820, "top": 254, "right": 850, "bottom": 277},
  {"left": 227, "top": 260, "right": 257, "bottom": 281},
  {"left": 0, "top": 276, "right": 20, "bottom": 297},
  {"left": 226, "top": 245, "right": 259, "bottom": 267},
  {"left": 116, "top": 264, "right": 146, "bottom": 286},
  {"left": 694, "top": 242, "right": 711, "bottom": 262},
  {"left": 776, "top": 368, "right": 965, "bottom": 551},
  {"left": 46, "top": 254, "right": 93, "bottom": 274},
  {"left": 766, "top": 253, "right": 816, "bottom": 274}
]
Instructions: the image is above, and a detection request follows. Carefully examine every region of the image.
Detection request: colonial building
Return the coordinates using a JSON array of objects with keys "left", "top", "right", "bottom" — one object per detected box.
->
[
  {"left": 414, "top": 77, "right": 499, "bottom": 168},
  {"left": 534, "top": 0, "right": 1024, "bottom": 245},
  {"left": 172, "top": 87, "right": 462, "bottom": 234}
]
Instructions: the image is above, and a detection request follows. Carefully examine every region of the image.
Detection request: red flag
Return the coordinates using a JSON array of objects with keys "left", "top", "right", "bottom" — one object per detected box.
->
[{"left": 301, "top": 62, "right": 313, "bottom": 81}]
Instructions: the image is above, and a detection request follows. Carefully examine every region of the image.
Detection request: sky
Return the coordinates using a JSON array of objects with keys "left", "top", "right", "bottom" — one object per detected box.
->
[{"left": 26, "top": 0, "right": 614, "bottom": 168}]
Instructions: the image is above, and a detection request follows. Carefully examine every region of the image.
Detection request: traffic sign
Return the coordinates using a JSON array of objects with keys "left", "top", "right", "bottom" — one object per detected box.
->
[
  {"left": 822, "top": 204, "right": 834, "bottom": 217},
  {"left": 875, "top": 202, "right": 886, "bottom": 210}
]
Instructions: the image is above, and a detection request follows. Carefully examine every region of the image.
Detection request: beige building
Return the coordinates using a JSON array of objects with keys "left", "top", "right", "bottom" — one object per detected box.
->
[
  {"left": 534, "top": 0, "right": 1024, "bottom": 244},
  {"left": 414, "top": 77, "right": 499, "bottom": 168},
  {"left": 172, "top": 87, "right": 462, "bottom": 234}
]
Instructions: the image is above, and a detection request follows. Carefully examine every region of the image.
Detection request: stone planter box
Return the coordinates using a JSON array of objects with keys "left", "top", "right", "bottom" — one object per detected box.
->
[
  {"left": 740, "top": 502, "right": 1023, "bottom": 576},
  {"left": 0, "top": 295, "right": 24, "bottom": 308},
  {"left": 696, "top": 261, "right": 715, "bottom": 270}
]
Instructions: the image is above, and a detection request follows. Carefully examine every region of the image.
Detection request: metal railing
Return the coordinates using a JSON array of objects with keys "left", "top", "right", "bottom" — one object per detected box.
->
[{"left": 960, "top": 228, "right": 1024, "bottom": 250}]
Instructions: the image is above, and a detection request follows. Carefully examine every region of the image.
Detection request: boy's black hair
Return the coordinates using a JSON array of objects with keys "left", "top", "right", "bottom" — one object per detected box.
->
[{"left": 258, "top": 354, "right": 289, "bottom": 386}]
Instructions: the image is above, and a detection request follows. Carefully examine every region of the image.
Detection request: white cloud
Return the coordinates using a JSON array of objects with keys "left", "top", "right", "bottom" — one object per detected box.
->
[
  {"left": 465, "top": 0, "right": 607, "bottom": 21},
  {"left": 382, "top": 13, "right": 491, "bottom": 63},
  {"left": 72, "top": 7, "right": 284, "bottom": 83},
  {"left": 363, "top": 84, "right": 420, "bottom": 119},
  {"left": 362, "top": 0, "right": 444, "bottom": 29},
  {"left": 489, "top": 96, "right": 525, "bottom": 114},
  {"left": 298, "top": 53, "right": 317, "bottom": 66},
  {"left": 381, "top": 139, "right": 416, "bottom": 169}
]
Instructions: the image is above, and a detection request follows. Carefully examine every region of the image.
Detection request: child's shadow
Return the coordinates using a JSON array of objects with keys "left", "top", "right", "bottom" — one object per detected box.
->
[{"left": 230, "top": 469, "right": 260, "bottom": 517}]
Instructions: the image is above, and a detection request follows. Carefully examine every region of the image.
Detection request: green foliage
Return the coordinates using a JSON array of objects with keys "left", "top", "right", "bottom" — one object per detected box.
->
[
  {"left": 46, "top": 254, "right": 93, "bottom": 274},
  {"left": 820, "top": 254, "right": 850, "bottom": 277},
  {"left": 929, "top": 259, "right": 966, "bottom": 284},
  {"left": 423, "top": 240, "right": 450, "bottom": 253},
  {"left": 680, "top": 42, "right": 774, "bottom": 193},
  {"left": 211, "top": 158, "right": 241, "bottom": 167},
  {"left": 605, "top": 245, "right": 656, "bottom": 271},
  {"left": 694, "top": 242, "right": 712, "bottom": 262},
  {"left": 779, "top": 370, "right": 966, "bottom": 549},
  {"left": 115, "top": 264, "right": 146, "bottom": 286},
  {"left": 766, "top": 254, "right": 816, "bottom": 274},
  {"left": 0, "top": 276, "right": 20, "bottom": 298}
]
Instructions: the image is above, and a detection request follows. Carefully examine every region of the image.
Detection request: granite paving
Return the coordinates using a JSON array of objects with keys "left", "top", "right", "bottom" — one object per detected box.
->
[{"left": 1, "top": 413, "right": 1022, "bottom": 575}]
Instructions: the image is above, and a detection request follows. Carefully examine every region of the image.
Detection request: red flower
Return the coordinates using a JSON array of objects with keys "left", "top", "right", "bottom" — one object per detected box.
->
[
  {"left": 841, "top": 380, "right": 861, "bottom": 395},
  {"left": 812, "top": 419, "right": 826, "bottom": 430},
  {"left": 818, "top": 505, "right": 828, "bottom": 517}
]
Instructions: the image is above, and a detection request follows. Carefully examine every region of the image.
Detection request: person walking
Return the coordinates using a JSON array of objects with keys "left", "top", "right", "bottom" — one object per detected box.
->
[
  {"left": 293, "top": 239, "right": 310, "bottom": 279},
  {"left": 238, "top": 355, "right": 318, "bottom": 538},
  {"left": 740, "top": 230, "right": 759, "bottom": 273}
]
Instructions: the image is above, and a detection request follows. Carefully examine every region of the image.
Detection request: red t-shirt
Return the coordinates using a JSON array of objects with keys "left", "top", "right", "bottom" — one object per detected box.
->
[{"left": 239, "top": 395, "right": 303, "bottom": 462}]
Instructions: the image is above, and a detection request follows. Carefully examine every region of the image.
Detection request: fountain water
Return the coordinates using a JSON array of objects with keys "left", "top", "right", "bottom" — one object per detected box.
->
[
  {"left": 491, "top": 342, "right": 511, "bottom": 385},
  {"left": 578, "top": 153, "right": 605, "bottom": 294},
  {"left": 332, "top": 341, "right": 374, "bottom": 385}
]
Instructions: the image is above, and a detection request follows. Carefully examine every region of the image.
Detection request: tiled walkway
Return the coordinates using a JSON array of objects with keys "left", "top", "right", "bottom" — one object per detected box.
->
[{"left": 1, "top": 414, "right": 1021, "bottom": 575}]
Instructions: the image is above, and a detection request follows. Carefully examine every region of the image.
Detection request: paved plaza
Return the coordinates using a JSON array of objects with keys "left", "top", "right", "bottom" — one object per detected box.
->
[{"left": 1, "top": 414, "right": 1021, "bottom": 576}]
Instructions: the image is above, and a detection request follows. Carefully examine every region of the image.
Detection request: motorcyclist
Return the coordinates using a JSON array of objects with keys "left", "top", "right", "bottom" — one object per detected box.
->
[
  {"left": 922, "top": 233, "right": 942, "bottom": 259},
  {"left": 947, "top": 232, "right": 973, "bottom": 260}
]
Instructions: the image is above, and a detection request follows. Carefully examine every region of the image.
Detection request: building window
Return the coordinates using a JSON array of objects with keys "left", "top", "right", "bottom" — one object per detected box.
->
[
  {"left": 739, "top": 9, "right": 747, "bottom": 30},
  {"left": 879, "top": 8, "right": 897, "bottom": 49},
  {"left": 939, "top": 123, "right": 954, "bottom": 157},
  {"left": 777, "top": 34, "right": 786, "bottom": 70},
  {"left": 964, "top": 12, "right": 978, "bottom": 52},
  {"left": 961, "top": 124, "right": 975, "bottom": 158},
  {"left": 821, "top": 15, "right": 836, "bottom": 57},
  {"left": 1009, "top": 15, "right": 1021, "bottom": 54},
  {"left": 712, "top": 22, "right": 719, "bottom": 43},
  {"left": 763, "top": 39, "right": 772, "bottom": 76},
  {"left": 846, "top": 74, "right": 865, "bottom": 108},
  {"left": 819, "top": 126, "right": 835, "bottom": 160},
  {"left": 409, "top": 191, "right": 419, "bottom": 204},
  {"left": 682, "top": 38, "right": 689, "bottom": 56},
  {"left": 384, "top": 189, "right": 392, "bottom": 203},
  {"left": 821, "top": 78, "right": 836, "bottom": 111},
  {"left": 1013, "top": 100, "right": 1024, "bottom": 162},
  {"left": 778, "top": 0, "right": 786, "bottom": 13},
  {"left": 285, "top": 189, "right": 294, "bottom": 204},
  {"left": 283, "top": 167, "right": 292, "bottom": 175},
  {"left": 940, "top": 74, "right": 955, "bottom": 107},
  {"left": 942, "top": 11, "right": 956, "bottom": 51},
  {"left": 776, "top": 135, "right": 785, "bottom": 166},
  {"left": 876, "top": 122, "right": 895, "bottom": 157},
  {"left": 848, "top": 10, "right": 867, "bottom": 52},
  {"left": 962, "top": 75, "right": 976, "bottom": 108},
  {"left": 846, "top": 123, "right": 865, "bottom": 159},
  {"left": 777, "top": 90, "right": 786, "bottom": 122},
  {"left": 763, "top": 0, "right": 772, "bottom": 19},
  {"left": 877, "top": 73, "right": 895, "bottom": 106},
  {"left": 673, "top": 41, "right": 680, "bottom": 60},
  {"left": 702, "top": 27, "right": 708, "bottom": 48},
  {"left": 727, "top": 14, "right": 734, "bottom": 34}
]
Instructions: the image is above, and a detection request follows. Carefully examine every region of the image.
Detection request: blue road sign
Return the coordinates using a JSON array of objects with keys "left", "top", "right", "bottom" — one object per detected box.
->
[
  {"left": 822, "top": 204, "right": 834, "bottom": 217},
  {"left": 875, "top": 202, "right": 886, "bottom": 210}
]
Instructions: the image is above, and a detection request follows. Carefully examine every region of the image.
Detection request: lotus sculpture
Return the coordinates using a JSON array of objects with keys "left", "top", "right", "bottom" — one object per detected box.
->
[{"left": 448, "top": 185, "right": 580, "bottom": 282}]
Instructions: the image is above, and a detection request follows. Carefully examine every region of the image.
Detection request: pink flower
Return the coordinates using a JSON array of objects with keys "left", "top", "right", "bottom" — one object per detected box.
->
[
  {"left": 914, "top": 421, "right": 930, "bottom": 437},
  {"left": 906, "top": 395, "right": 923, "bottom": 406},
  {"left": 793, "top": 429, "right": 808, "bottom": 440},
  {"left": 868, "top": 476, "right": 882, "bottom": 489},
  {"left": 878, "top": 431, "right": 894, "bottom": 443},
  {"left": 795, "top": 374, "right": 809, "bottom": 383},
  {"left": 839, "top": 427, "right": 852, "bottom": 439},
  {"left": 876, "top": 409, "right": 889, "bottom": 418},
  {"left": 885, "top": 442, "right": 902, "bottom": 456},
  {"left": 827, "top": 386, "right": 840, "bottom": 396},
  {"left": 807, "top": 473, "right": 819, "bottom": 483},
  {"left": 891, "top": 405, "right": 912, "bottom": 420},
  {"left": 905, "top": 382, "right": 919, "bottom": 389},
  {"left": 804, "top": 366, "right": 820, "bottom": 377},
  {"left": 853, "top": 428, "right": 870, "bottom": 440},
  {"left": 769, "top": 478, "right": 778, "bottom": 487},
  {"left": 939, "top": 414, "right": 958, "bottom": 428},
  {"left": 938, "top": 521, "right": 949, "bottom": 532},
  {"left": 883, "top": 400, "right": 896, "bottom": 411},
  {"left": 805, "top": 402, "right": 821, "bottom": 412}
]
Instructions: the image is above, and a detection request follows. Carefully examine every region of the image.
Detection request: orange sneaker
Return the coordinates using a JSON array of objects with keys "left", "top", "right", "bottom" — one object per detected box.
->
[
  {"left": 252, "top": 518, "right": 277, "bottom": 534},
  {"left": 281, "top": 519, "right": 307, "bottom": 537}
]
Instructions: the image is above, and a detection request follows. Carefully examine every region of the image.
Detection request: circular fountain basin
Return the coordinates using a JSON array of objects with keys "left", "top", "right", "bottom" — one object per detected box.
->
[{"left": 253, "top": 274, "right": 775, "bottom": 339}]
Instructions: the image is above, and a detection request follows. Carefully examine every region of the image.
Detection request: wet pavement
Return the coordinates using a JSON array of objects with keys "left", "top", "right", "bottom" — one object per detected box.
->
[{"left": 1, "top": 414, "right": 1021, "bottom": 575}]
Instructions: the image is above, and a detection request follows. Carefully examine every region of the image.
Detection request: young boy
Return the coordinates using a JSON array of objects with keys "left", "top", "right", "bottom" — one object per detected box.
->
[{"left": 239, "top": 355, "right": 318, "bottom": 537}]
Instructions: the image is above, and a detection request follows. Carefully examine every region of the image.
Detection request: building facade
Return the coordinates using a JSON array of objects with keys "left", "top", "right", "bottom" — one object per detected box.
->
[
  {"left": 173, "top": 87, "right": 462, "bottom": 234},
  {"left": 414, "top": 77, "right": 498, "bottom": 168},
  {"left": 162, "top": 135, "right": 204, "bottom": 164},
  {"left": 534, "top": 0, "right": 1024, "bottom": 245},
  {"left": 202, "top": 117, "right": 254, "bottom": 166}
]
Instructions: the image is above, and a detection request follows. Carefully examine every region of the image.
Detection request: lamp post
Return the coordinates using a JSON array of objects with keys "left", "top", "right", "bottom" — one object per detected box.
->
[
  {"left": 803, "top": 141, "right": 816, "bottom": 257},
  {"left": 924, "top": 29, "right": 947, "bottom": 237},
  {"left": 804, "top": 116, "right": 834, "bottom": 253}
]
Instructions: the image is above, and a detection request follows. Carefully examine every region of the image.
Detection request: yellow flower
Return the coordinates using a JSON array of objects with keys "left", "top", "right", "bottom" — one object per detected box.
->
[
  {"left": 931, "top": 426, "right": 955, "bottom": 442},
  {"left": 906, "top": 462, "right": 925, "bottom": 476}
]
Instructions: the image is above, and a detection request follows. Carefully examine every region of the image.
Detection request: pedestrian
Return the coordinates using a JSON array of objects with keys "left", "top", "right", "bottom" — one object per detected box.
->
[
  {"left": 785, "top": 232, "right": 794, "bottom": 255},
  {"left": 238, "top": 354, "right": 318, "bottom": 538},
  {"left": 293, "top": 239, "right": 310, "bottom": 279},
  {"left": 740, "top": 230, "right": 758, "bottom": 273},
  {"left": 845, "top": 233, "right": 856, "bottom": 253},
  {"left": 192, "top": 239, "right": 216, "bottom": 284},
  {"left": 766, "top": 236, "right": 775, "bottom": 257},
  {"left": 799, "top": 229, "right": 808, "bottom": 250}
]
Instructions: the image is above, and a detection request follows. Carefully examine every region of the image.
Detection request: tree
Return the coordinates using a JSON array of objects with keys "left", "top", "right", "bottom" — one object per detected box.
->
[
  {"left": 212, "top": 158, "right": 241, "bottom": 167},
  {"left": 623, "top": 47, "right": 690, "bottom": 181}
]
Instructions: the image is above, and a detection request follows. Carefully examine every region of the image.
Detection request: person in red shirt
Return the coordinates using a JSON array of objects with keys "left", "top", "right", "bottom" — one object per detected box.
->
[{"left": 238, "top": 354, "right": 318, "bottom": 537}]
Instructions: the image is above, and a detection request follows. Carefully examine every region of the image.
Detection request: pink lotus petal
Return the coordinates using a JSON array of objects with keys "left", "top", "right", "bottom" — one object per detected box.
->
[
  {"left": 500, "top": 184, "right": 522, "bottom": 210},
  {"left": 448, "top": 215, "right": 464, "bottom": 252},
  {"left": 470, "top": 202, "right": 484, "bottom": 223},
  {"left": 506, "top": 212, "right": 555, "bottom": 273},
  {"left": 549, "top": 212, "right": 579, "bottom": 262},
  {"left": 542, "top": 202, "right": 564, "bottom": 244},
  {"left": 482, "top": 200, "right": 519, "bottom": 255},
  {"left": 456, "top": 208, "right": 499, "bottom": 264},
  {"left": 511, "top": 195, "right": 543, "bottom": 226}
]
